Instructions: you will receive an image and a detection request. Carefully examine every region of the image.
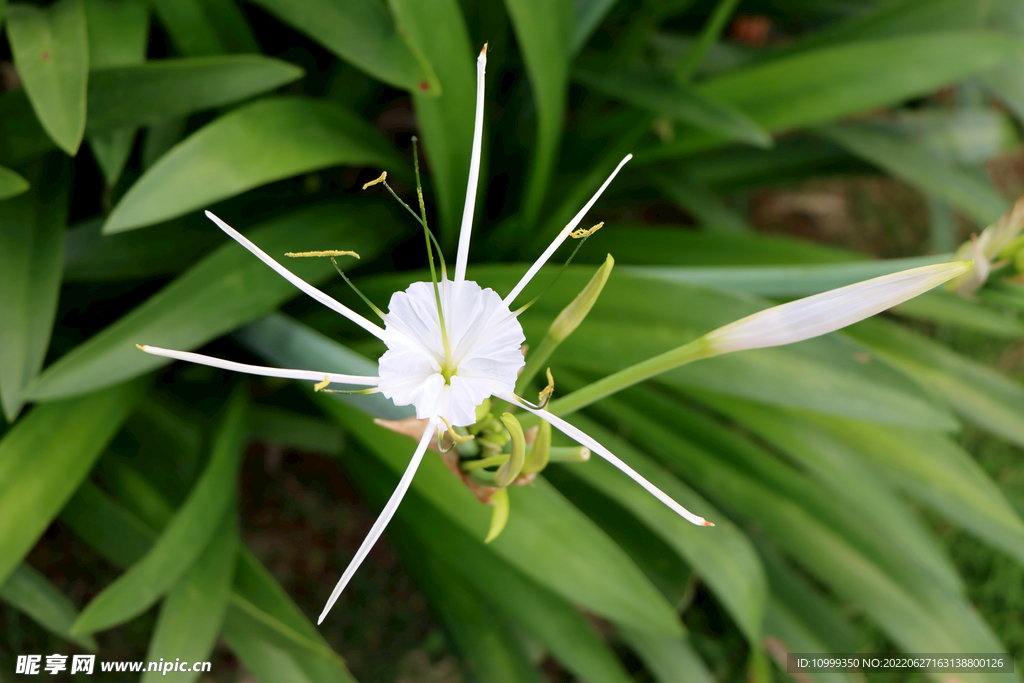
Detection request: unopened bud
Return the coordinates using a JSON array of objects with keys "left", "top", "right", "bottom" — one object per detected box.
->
[{"left": 704, "top": 261, "right": 972, "bottom": 354}]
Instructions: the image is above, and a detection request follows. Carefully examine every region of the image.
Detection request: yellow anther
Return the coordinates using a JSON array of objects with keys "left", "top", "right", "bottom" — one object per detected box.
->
[
  {"left": 571, "top": 221, "right": 604, "bottom": 239},
  {"left": 439, "top": 415, "right": 475, "bottom": 443},
  {"left": 362, "top": 171, "right": 387, "bottom": 190},
  {"left": 285, "top": 250, "right": 360, "bottom": 259},
  {"left": 538, "top": 368, "right": 555, "bottom": 408},
  {"left": 314, "top": 375, "right": 331, "bottom": 392}
]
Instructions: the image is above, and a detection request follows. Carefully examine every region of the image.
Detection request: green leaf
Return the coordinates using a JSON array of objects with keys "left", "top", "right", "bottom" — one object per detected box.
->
[
  {"left": 0, "top": 564, "right": 98, "bottom": 650},
  {"left": 559, "top": 413, "right": 766, "bottom": 644},
  {"left": 644, "top": 32, "right": 1023, "bottom": 161},
  {"left": 505, "top": 0, "right": 573, "bottom": 227},
  {"left": 60, "top": 481, "right": 157, "bottom": 569},
  {"left": 893, "top": 289, "right": 1024, "bottom": 338},
  {"left": 141, "top": 510, "right": 238, "bottom": 683},
  {"left": 6, "top": 0, "right": 89, "bottom": 154},
  {"left": 573, "top": 0, "right": 617, "bottom": 54},
  {"left": 0, "top": 157, "right": 68, "bottom": 420},
  {"left": 0, "top": 381, "right": 139, "bottom": 586},
  {"left": 222, "top": 617, "right": 357, "bottom": 683},
  {"left": 84, "top": 0, "right": 148, "bottom": 186},
  {"left": 104, "top": 97, "right": 401, "bottom": 233},
  {"left": 389, "top": 0, "right": 474, "bottom": 244},
  {"left": 577, "top": 67, "right": 772, "bottom": 148},
  {"left": 618, "top": 628, "right": 717, "bottom": 683},
  {"left": 151, "top": 0, "right": 257, "bottom": 56},
  {"left": 250, "top": 406, "right": 345, "bottom": 455},
  {"left": 0, "top": 56, "right": 305, "bottom": 166},
  {"left": 818, "top": 122, "right": 1008, "bottom": 225},
  {"left": 249, "top": 0, "right": 439, "bottom": 93},
  {"left": 0, "top": 166, "right": 29, "bottom": 200},
  {"left": 846, "top": 317, "right": 1024, "bottom": 449},
  {"left": 28, "top": 204, "right": 401, "bottom": 401},
  {"left": 71, "top": 389, "right": 247, "bottom": 635}
]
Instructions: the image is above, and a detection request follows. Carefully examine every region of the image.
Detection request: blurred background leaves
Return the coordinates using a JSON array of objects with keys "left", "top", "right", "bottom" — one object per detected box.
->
[{"left": 3, "top": 0, "right": 1024, "bottom": 681}]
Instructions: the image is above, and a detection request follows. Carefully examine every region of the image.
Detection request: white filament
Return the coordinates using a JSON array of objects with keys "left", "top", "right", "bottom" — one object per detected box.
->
[{"left": 454, "top": 46, "right": 488, "bottom": 283}]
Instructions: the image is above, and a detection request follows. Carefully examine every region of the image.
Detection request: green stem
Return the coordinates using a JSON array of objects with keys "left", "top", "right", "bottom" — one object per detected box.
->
[
  {"left": 675, "top": 0, "right": 741, "bottom": 84},
  {"left": 519, "top": 337, "right": 714, "bottom": 428}
]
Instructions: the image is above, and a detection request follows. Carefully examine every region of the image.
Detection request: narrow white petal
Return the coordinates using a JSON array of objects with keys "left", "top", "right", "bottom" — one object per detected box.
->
[
  {"left": 204, "top": 211, "right": 386, "bottom": 339},
  {"left": 503, "top": 155, "right": 632, "bottom": 307},
  {"left": 138, "top": 345, "right": 380, "bottom": 385},
  {"left": 318, "top": 419, "right": 437, "bottom": 624},
  {"left": 703, "top": 260, "right": 973, "bottom": 353},
  {"left": 498, "top": 392, "right": 710, "bottom": 527},
  {"left": 454, "top": 45, "right": 488, "bottom": 283}
]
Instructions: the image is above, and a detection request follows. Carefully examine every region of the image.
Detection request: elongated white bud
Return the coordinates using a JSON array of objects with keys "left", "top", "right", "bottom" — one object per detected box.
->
[{"left": 703, "top": 261, "right": 973, "bottom": 354}]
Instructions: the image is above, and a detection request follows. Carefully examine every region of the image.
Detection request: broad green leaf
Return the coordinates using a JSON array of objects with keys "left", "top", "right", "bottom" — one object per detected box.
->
[
  {"left": 0, "top": 166, "right": 29, "bottom": 200},
  {"left": 643, "top": 32, "right": 1023, "bottom": 161},
  {"left": 560, "top": 413, "right": 766, "bottom": 644},
  {"left": 351, "top": 452, "right": 634, "bottom": 683},
  {"left": 104, "top": 97, "right": 401, "bottom": 233},
  {"left": 846, "top": 317, "right": 1024, "bottom": 448},
  {"left": 71, "top": 389, "right": 246, "bottom": 635},
  {"left": 0, "top": 381, "right": 138, "bottom": 586},
  {"left": 249, "top": 0, "right": 439, "bottom": 93},
  {"left": 763, "top": 599, "right": 860, "bottom": 682},
  {"left": 0, "top": 564, "right": 97, "bottom": 650},
  {"left": 151, "top": 0, "right": 257, "bottom": 56},
  {"left": 983, "top": 55, "right": 1024, "bottom": 123},
  {"left": 818, "top": 122, "right": 1007, "bottom": 225},
  {"left": 0, "top": 56, "right": 305, "bottom": 165},
  {"left": 6, "top": 0, "right": 89, "bottom": 154},
  {"left": 0, "top": 157, "right": 68, "bottom": 420},
  {"left": 389, "top": 0, "right": 474, "bottom": 245},
  {"left": 894, "top": 289, "right": 1024, "bottom": 338},
  {"left": 619, "top": 629, "right": 717, "bottom": 683},
  {"left": 577, "top": 67, "right": 771, "bottom": 148},
  {"left": 84, "top": 0, "right": 148, "bottom": 186},
  {"left": 505, "top": 0, "right": 573, "bottom": 227},
  {"left": 222, "top": 617, "right": 357, "bottom": 683},
  {"left": 28, "top": 204, "right": 401, "bottom": 401},
  {"left": 88, "top": 57, "right": 302, "bottom": 133},
  {"left": 142, "top": 511, "right": 238, "bottom": 683}
]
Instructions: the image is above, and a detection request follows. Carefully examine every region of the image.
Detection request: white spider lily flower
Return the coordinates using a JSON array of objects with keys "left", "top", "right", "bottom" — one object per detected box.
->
[
  {"left": 702, "top": 260, "right": 973, "bottom": 354},
  {"left": 138, "top": 45, "right": 710, "bottom": 626}
]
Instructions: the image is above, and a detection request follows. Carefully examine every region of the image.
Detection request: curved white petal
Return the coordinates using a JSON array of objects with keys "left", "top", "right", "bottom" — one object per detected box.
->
[
  {"left": 498, "top": 392, "right": 710, "bottom": 527},
  {"left": 138, "top": 345, "right": 379, "bottom": 385},
  {"left": 204, "top": 211, "right": 386, "bottom": 339},
  {"left": 318, "top": 419, "right": 437, "bottom": 624},
  {"left": 503, "top": 155, "right": 632, "bottom": 307},
  {"left": 454, "top": 45, "right": 488, "bottom": 282}
]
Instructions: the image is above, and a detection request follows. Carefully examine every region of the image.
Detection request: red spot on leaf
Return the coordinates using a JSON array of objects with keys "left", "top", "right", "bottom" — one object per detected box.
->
[
  {"left": 41, "top": 51, "right": 50, "bottom": 60},
  {"left": 419, "top": 81, "right": 429, "bottom": 92}
]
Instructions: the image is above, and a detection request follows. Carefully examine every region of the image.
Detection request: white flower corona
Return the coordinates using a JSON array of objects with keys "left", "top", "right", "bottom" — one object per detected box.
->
[{"left": 138, "top": 46, "right": 710, "bottom": 626}]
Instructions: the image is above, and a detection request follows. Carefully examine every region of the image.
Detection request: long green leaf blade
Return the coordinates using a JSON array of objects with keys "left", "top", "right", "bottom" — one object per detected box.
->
[
  {"left": 104, "top": 98, "right": 400, "bottom": 233},
  {"left": 141, "top": 510, "right": 238, "bottom": 683},
  {"left": 0, "top": 166, "right": 28, "bottom": 200},
  {"left": 0, "top": 157, "right": 68, "bottom": 421},
  {"left": 71, "top": 389, "right": 247, "bottom": 635},
  {"left": 0, "top": 381, "right": 139, "bottom": 586},
  {"left": 6, "top": 0, "right": 89, "bottom": 154},
  {"left": 0, "top": 563, "right": 98, "bottom": 650}
]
